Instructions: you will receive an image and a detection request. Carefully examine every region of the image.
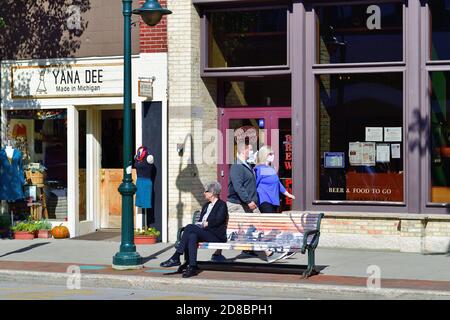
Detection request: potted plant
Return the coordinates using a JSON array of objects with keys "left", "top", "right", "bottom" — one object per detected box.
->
[
  {"left": 134, "top": 227, "right": 160, "bottom": 245},
  {"left": 34, "top": 220, "right": 53, "bottom": 238},
  {"left": 11, "top": 221, "right": 37, "bottom": 240}
]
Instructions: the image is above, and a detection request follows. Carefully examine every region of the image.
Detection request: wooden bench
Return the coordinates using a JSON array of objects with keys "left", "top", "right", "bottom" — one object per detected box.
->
[{"left": 177, "top": 211, "right": 324, "bottom": 278}]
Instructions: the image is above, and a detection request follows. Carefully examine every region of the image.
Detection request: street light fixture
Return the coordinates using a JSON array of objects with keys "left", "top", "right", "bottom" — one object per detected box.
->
[{"left": 112, "top": 0, "right": 171, "bottom": 270}]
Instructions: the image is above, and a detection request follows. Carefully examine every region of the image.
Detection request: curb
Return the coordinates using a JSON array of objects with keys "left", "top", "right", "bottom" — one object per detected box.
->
[{"left": 0, "top": 269, "right": 449, "bottom": 299}]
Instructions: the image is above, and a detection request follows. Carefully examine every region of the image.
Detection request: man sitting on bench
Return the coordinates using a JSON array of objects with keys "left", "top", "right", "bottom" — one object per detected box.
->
[{"left": 160, "top": 181, "right": 228, "bottom": 278}]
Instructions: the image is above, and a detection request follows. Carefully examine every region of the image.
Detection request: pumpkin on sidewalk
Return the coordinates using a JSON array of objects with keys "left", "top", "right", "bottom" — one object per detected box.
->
[{"left": 51, "top": 224, "right": 70, "bottom": 239}]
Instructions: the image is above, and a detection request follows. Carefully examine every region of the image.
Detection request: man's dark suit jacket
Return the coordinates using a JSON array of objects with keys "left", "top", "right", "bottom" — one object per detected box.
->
[
  {"left": 227, "top": 158, "right": 258, "bottom": 205},
  {"left": 198, "top": 198, "right": 229, "bottom": 242}
]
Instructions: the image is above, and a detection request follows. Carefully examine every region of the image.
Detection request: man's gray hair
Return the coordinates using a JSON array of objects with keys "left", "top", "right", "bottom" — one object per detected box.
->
[{"left": 204, "top": 181, "right": 222, "bottom": 196}]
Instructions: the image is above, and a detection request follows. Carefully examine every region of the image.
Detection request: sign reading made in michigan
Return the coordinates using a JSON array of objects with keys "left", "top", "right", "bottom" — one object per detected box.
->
[{"left": 11, "top": 63, "right": 123, "bottom": 99}]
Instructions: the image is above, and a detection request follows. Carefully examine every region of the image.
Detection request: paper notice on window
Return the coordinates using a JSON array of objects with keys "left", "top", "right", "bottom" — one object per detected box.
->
[
  {"left": 384, "top": 127, "right": 402, "bottom": 142},
  {"left": 391, "top": 144, "right": 401, "bottom": 159},
  {"left": 376, "top": 144, "right": 390, "bottom": 163},
  {"left": 365, "top": 127, "right": 383, "bottom": 142},
  {"left": 349, "top": 142, "right": 363, "bottom": 166},
  {"left": 362, "top": 142, "right": 376, "bottom": 166}
]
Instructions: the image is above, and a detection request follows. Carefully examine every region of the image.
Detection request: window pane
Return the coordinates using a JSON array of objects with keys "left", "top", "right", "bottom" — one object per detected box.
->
[
  {"left": 430, "top": 71, "right": 450, "bottom": 203},
  {"left": 224, "top": 79, "right": 291, "bottom": 107},
  {"left": 6, "top": 110, "right": 68, "bottom": 220},
  {"left": 316, "top": 3, "right": 403, "bottom": 64},
  {"left": 430, "top": 0, "right": 450, "bottom": 61},
  {"left": 317, "top": 73, "right": 404, "bottom": 202},
  {"left": 208, "top": 9, "right": 287, "bottom": 68}
]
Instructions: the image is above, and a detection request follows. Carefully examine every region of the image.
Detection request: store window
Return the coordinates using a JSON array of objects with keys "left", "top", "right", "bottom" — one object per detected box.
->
[
  {"left": 315, "top": 2, "right": 403, "bottom": 64},
  {"left": 5, "top": 109, "right": 68, "bottom": 220},
  {"left": 429, "top": 0, "right": 450, "bottom": 61},
  {"left": 317, "top": 73, "right": 404, "bottom": 202},
  {"left": 207, "top": 8, "right": 288, "bottom": 68},
  {"left": 224, "top": 79, "right": 291, "bottom": 107},
  {"left": 430, "top": 71, "right": 450, "bottom": 203}
]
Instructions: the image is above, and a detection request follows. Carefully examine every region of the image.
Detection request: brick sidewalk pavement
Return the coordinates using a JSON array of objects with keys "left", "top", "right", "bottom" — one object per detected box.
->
[{"left": 0, "top": 260, "right": 449, "bottom": 293}]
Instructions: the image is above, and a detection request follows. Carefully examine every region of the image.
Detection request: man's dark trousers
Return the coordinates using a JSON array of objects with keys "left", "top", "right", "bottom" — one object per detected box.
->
[{"left": 176, "top": 224, "right": 221, "bottom": 266}]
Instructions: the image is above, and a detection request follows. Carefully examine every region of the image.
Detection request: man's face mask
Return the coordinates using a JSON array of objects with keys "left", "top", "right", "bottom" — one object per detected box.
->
[{"left": 247, "top": 149, "right": 256, "bottom": 164}]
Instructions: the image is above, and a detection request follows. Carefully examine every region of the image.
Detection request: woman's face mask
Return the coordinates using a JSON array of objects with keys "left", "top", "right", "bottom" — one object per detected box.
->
[
  {"left": 266, "top": 154, "right": 275, "bottom": 163},
  {"left": 247, "top": 150, "right": 256, "bottom": 164}
]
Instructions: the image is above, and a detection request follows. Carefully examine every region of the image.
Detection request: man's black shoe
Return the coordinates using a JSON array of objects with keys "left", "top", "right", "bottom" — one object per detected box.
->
[
  {"left": 177, "top": 262, "right": 188, "bottom": 273},
  {"left": 182, "top": 266, "right": 199, "bottom": 278},
  {"left": 160, "top": 258, "right": 181, "bottom": 268}
]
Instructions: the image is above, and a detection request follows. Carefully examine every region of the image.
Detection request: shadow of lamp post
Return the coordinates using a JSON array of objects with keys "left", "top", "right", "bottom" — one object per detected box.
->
[{"left": 112, "top": 0, "right": 172, "bottom": 270}]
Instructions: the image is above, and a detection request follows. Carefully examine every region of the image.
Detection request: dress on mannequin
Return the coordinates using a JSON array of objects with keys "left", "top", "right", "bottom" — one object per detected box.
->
[
  {"left": 0, "top": 146, "right": 25, "bottom": 201},
  {"left": 135, "top": 147, "right": 154, "bottom": 209}
]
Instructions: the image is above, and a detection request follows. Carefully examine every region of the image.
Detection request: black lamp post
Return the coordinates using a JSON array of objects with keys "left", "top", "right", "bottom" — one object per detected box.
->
[{"left": 112, "top": 0, "right": 171, "bottom": 270}]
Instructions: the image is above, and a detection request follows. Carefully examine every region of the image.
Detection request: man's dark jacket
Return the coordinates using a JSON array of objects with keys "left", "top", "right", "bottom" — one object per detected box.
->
[
  {"left": 198, "top": 198, "right": 229, "bottom": 242},
  {"left": 227, "top": 158, "right": 258, "bottom": 205}
]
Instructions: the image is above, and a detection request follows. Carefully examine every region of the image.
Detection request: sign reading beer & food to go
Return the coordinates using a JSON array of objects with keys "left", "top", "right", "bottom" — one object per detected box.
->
[{"left": 11, "top": 63, "right": 124, "bottom": 99}]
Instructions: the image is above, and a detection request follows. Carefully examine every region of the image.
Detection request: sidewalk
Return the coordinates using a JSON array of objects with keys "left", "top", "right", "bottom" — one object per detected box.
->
[{"left": 0, "top": 238, "right": 449, "bottom": 298}]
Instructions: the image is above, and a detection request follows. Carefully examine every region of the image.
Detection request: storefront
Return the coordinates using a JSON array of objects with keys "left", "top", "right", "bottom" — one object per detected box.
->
[
  {"left": 165, "top": 0, "right": 450, "bottom": 252},
  {"left": 1, "top": 55, "right": 168, "bottom": 239}
]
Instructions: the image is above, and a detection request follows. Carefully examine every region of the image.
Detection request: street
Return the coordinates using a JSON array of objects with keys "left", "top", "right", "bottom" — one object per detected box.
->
[{"left": 0, "top": 279, "right": 449, "bottom": 300}]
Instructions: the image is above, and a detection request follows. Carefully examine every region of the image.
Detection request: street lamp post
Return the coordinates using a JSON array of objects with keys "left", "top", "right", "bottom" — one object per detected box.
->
[{"left": 113, "top": 0, "right": 171, "bottom": 270}]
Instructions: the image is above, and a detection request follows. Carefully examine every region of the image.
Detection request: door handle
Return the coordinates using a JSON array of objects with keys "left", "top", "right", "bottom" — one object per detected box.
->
[
  {"left": 220, "top": 170, "right": 224, "bottom": 177},
  {"left": 101, "top": 169, "right": 105, "bottom": 182}
]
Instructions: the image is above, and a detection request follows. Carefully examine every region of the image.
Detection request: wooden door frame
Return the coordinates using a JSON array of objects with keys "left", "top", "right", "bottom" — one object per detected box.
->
[
  {"left": 96, "top": 106, "right": 137, "bottom": 229},
  {"left": 217, "top": 107, "right": 292, "bottom": 200}
]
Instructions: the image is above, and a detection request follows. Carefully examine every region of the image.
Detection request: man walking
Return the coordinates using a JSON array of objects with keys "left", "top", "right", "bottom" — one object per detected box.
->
[
  {"left": 227, "top": 142, "right": 260, "bottom": 214},
  {"left": 211, "top": 142, "right": 260, "bottom": 261}
]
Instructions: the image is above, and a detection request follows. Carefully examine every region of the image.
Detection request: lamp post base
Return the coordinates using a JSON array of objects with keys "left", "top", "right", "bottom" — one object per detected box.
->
[
  {"left": 112, "top": 264, "right": 144, "bottom": 271},
  {"left": 112, "top": 251, "right": 143, "bottom": 270}
]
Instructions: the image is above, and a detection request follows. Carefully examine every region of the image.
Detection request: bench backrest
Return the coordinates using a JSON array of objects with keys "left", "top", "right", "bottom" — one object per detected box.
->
[
  {"left": 226, "top": 212, "right": 323, "bottom": 244},
  {"left": 191, "top": 210, "right": 324, "bottom": 246}
]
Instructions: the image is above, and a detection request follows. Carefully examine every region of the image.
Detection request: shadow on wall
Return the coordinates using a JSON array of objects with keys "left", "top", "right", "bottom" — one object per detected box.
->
[
  {"left": 0, "top": 0, "right": 91, "bottom": 60},
  {"left": 408, "top": 110, "right": 450, "bottom": 216},
  {"left": 408, "top": 109, "right": 429, "bottom": 158},
  {"left": 175, "top": 133, "right": 204, "bottom": 235}
]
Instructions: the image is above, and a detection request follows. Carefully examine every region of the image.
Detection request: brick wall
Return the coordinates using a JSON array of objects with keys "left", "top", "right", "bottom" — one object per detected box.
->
[
  {"left": 319, "top": 213, "right": 450, "bottom": 253},
  {"left": 167, "top": 0, "right": 218, "bottom": 241},
  {"left": 139, "top": 0, "right": 168, "bottom": 53}
]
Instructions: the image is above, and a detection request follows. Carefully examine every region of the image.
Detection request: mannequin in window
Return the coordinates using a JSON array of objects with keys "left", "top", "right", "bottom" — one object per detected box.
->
[
  {"left": 0, "top": 141, "right": 25, "bottom": 201},
  {"left": 134, "top": 146, "right": 155, "bottom": 225},
  {"left": 12, "top": 121, "right": 27, "bottom": 139}
]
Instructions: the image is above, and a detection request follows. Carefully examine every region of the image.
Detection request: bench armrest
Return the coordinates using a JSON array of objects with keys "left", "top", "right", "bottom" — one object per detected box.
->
[
  {"left": 301, "top": 229, "right": 320, "bottom": 254},
  {"left": 176, "top": 226, "right": 186, "bottom": 245}
]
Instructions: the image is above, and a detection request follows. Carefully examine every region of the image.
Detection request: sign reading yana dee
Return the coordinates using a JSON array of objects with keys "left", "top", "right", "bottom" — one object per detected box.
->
[{"left": 11, "top": 64, "right": 123, "bottom": 99}]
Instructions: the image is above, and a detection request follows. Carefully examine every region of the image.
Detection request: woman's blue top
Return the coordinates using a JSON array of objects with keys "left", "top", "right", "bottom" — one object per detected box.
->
[{"left": 254, "top": 165, "right": 286, "bottom": 206}]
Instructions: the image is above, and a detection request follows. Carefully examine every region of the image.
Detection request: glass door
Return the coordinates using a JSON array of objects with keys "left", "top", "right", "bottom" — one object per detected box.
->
[
  {"left": 100, "top": 110, "right": 136, "bottom": 229},
  {"left": 218, "top": 107, "right": 292, "bottom": 211}
]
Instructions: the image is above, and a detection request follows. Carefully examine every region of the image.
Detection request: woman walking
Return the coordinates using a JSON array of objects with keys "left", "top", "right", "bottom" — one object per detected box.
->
[
  {"left": 255, "top": 146, "right": 296, "bottom": 263},
  {"left": 255, "top": 146, "right": 295, "bottom": 213}
]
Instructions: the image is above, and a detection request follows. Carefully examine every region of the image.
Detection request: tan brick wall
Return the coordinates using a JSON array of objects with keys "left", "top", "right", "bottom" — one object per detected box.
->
[
  {"left": 167, "top": 0, "right": 218, "bottom": 241},
  {"left": 321, "top": 217, "right": 399, "bottom": 236},
  {"left": 319, "top": 214, "right": 450, "bottom": 253}
]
